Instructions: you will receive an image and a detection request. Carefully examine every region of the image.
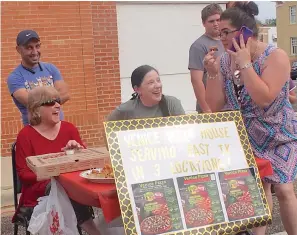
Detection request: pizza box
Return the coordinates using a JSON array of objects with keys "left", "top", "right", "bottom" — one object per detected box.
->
[{"left": 26, "top": 147, "right": 111, "bottom": 180}]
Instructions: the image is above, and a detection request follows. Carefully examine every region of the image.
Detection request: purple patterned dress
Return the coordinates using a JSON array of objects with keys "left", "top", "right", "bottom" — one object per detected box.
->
[{"left": 220, "top": 45, "right": 297, "bottom": 184}]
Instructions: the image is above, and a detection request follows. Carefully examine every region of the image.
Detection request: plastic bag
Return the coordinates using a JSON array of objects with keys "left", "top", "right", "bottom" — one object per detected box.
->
[{"left": 28, "top": 178, "right": 80, "bottom": 235}]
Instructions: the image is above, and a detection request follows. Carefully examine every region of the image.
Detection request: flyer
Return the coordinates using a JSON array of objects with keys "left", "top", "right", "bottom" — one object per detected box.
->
[
  {"left": 177, "top": 173, "right": 225, "bottom": 228},
  {"left": 219, "top": 167, "right": 266, "bottom": 221},
  {"left": 104, "top": 112, "right": 272, "bottom": 235},
  {"left": 131, "top": 178, "right": 183, "bottom": 235}
]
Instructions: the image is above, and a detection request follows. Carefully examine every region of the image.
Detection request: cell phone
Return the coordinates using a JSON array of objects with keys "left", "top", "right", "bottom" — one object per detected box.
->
[{"left": 230, "top": 26, "right": 253, "bottom": 52}]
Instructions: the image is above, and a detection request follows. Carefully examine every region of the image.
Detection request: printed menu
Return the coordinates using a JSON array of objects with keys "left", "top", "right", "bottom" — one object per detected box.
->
[
  {"left": 131, "top": 179, "right": 183, "bottom": 235},
  {"left": 219, "top": 167, "right": 265, "bottom": 221},
  {"left": 177, "top": 173, "right": 225, "bottom": 228}
]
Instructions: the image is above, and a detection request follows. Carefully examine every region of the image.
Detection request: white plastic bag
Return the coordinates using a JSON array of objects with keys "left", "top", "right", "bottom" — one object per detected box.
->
[{"left": 28, "top": 178, "right": 80, "bottom": 235}]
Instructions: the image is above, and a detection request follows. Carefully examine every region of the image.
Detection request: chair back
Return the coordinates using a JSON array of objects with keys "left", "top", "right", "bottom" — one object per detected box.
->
[{"left": 11, "top": 142, "right": 22, "bottom": 210}]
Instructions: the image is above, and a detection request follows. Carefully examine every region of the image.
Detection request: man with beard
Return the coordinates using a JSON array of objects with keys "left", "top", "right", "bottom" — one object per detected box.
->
[
  {"left": 7, "top": 30, "right": 70, "bottom": 125},
  {"left": 188, "top": 4, "right": 224, "bottom": 113}
]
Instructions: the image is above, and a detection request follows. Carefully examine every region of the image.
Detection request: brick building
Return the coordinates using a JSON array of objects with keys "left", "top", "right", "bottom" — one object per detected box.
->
[
  {"left": 1, "top": 1, "right": 121, "bottom": 156},
  {"left": 1, "top": 1, "right": 226, "bottom": 157}
]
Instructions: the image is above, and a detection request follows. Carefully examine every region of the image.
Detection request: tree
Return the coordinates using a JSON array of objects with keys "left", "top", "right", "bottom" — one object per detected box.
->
[
  {"left": 264, "top": 18, "right": 276, "bottom": 26},
  {"left": 256, "top": 19, "right": 264, "bottom": 26}
]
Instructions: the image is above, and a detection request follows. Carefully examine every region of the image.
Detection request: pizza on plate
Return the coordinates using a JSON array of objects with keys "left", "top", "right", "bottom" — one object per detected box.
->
[
  {"left": 185, "top": 208, "right": 214, "bottom": 227},
  {"left": 140, "top": 215, "right": 172, "bottom": 234},
  {"left": 227, "top": 201, "right": 255, "bottom": 220}
]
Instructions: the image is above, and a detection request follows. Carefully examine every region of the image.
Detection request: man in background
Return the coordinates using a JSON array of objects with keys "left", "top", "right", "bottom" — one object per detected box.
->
[
  {"left": 7, "top": 30, "right": 70, "bottom": 125},
  {"left": 188, "top": 3, "right": 224, "bottom": 113}
]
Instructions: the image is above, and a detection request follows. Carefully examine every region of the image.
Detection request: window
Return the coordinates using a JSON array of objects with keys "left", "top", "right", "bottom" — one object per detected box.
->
[
  {"left": 291, "top": 37, "right": 297, "bottom": 55},
  {"left": 290, "top": 5, "right": 296, "bottom": 24}
]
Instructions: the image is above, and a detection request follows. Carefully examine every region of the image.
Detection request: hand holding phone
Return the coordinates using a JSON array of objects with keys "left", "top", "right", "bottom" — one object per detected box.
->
[{"left": 230, "top": 26, "right": 253, "bottom": 52}]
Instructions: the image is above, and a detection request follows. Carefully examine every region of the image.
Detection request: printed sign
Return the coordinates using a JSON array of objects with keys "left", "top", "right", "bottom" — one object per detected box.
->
[
  {"left": 219, "top": 168, "right": 266, "bottom": 222},
  {"left": 104, "top": 111, "right": 271, "bottom": 235},
  {"left": 177, "top": 173, "right": 225, "bottom": 229},
  {"left": 132, "top": 179, "right": 183, "bottom": 235}
]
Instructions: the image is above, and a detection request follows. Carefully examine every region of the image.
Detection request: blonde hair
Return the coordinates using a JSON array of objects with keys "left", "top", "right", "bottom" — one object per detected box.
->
[{"left": 27, "top": 86, "right": 60, "bottom": 126}]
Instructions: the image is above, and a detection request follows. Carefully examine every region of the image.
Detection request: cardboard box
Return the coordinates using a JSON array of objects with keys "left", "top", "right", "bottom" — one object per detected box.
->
[{"left": 26, "top": 147, "right": 111, "bottom": 180}]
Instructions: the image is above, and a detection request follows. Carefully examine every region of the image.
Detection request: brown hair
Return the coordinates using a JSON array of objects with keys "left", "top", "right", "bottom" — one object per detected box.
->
[
  {"left": 201, "top": 4, "right": 223, "bottom": 23},
  {"left": 221, "top": 1, "right": 259, "bottom": 37},
  {"left": 27, "top": 86, "right": 59, "bottom": 126}
]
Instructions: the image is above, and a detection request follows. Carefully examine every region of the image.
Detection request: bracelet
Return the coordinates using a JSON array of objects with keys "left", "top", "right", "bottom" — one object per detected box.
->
[
  {"left": 207, "top": 73, "right": 218, "bottom": 80},
  {"left": 240, "top": 62, "right": 253, "bottom": 70}
]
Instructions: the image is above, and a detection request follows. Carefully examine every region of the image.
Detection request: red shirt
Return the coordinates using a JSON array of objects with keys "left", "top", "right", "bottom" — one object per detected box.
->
[{"left": 13, "top": 121, "right": 84, "bottom": 221}]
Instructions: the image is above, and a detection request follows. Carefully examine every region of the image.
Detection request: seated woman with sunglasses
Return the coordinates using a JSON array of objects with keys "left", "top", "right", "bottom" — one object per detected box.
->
[
  {"left": 12, "top": 86, "right": 101, "bottom": 235},
  {"left": 204, "top": 2, "right": 297, "bottom": 235},
  {"left": 108, "top": 65, "right": 185, "bottom": 121}
]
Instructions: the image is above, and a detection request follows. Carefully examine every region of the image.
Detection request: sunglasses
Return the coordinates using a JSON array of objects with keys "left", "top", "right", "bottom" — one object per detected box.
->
[{"left": 40, "top": 98, "right": 61, "bottom": 106}]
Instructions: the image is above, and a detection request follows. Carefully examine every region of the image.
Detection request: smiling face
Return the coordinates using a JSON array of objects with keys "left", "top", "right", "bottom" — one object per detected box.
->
[
  {"left": 39, "top": 97, "right": 61, "bottom": 125},
  {"left": 17, "top": 38, "right": 41, "bottom": 68},
  {"left": 219, "top": 19, "right": 239, "bottom": 50},
  {"left": 134, "top": 69, "right": 162, "bottom": 106},
  {"left": 28, "top": 86, "right": 61, "bottom": 126}
]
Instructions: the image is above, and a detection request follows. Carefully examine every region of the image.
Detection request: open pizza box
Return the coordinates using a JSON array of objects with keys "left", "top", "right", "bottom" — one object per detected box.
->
[{"left": 26, "top": 147, "right": 111, "bottom": 180}]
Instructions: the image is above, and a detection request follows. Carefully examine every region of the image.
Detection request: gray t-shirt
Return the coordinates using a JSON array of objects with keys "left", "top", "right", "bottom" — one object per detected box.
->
[
  {"left": 107, "top": 95, "right": 185, "bottom": 121},
  {"left": 188, "top": 34, "right": 224, "bottom": 112}
]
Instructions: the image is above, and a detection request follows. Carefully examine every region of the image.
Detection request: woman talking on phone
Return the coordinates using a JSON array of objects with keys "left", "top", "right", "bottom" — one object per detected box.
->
[{"left": 204, "top": 2, "right": 297, "bottom": 235}]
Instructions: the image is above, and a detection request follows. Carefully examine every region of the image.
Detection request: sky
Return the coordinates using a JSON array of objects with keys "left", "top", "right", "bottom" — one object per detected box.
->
[{"left": 255, "top": 1, "right": 276, "bottom": 22}]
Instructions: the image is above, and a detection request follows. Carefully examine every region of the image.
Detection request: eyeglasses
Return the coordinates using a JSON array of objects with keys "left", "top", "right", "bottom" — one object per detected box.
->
[
  {"left": 219, "top": 29, "right": 238, "bottom": 38},
  {"left": 40, "top": 98, "right": 61, "bottom": 106}
]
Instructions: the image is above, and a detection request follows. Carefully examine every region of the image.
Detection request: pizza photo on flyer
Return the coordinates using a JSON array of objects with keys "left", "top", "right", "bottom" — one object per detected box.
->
[
  {"left": 177, "top": 173, "right": 226, "bottom": 229},
  {"left": 131, "top": 179, "right": 183, "bottom": 235},
  {"left": 219, "top": 167, "right": 266, "bottom": 222}
]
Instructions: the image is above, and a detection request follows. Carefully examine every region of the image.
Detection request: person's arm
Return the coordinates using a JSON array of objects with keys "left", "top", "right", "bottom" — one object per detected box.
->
[
  {"left": 190, "top": 70, "right": 211, "bottom": 112},
  {"left": 205, "top": 55, "right": 226, "bottom": 112},
  {"left": 240, "top": 49, "right": 290, "bottom": 108},
  {"left": 167, "top": 97, "right": 186, "bottom": 115},
  {"left": 289, "top": 90, "right": 297, "bottom": 104},
  {"left": 15, "top": 130, "right": 38, "bottom": 184},
  {"left": 7, "top": 73, "right": 28, "bottom": 106},
  {"left": 229, "top": 36, "right": 290, "bottom": 108},
  {"left": 50, "top": 64, "right": 70, "bottom": 104},
  {"left": 188, "top": 44, "right": 211, "bottom": 113},
  {"left": 107, "top": 107, "right": 123, "bottom": 121},
  {"left": 289, "top": 79, "right": 297, "bottom": 104}
]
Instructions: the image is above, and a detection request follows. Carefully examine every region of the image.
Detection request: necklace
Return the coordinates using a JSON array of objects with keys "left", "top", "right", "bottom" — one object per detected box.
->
[
  {"left": 232, "top": 43, "right": 261, "bottom": 105},
  {"left": 233, "top": 42, "right": 260, "bottom": 93},
  {"left": 233, "top": 42, "right": 260, "bottom": 79}
]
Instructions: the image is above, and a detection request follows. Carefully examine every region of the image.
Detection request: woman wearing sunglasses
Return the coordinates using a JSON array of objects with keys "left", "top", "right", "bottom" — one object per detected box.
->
[
  {"left": 13, "top": 86, "right": 101, "bottom": 235},
  {"left": 204, "top": 2, "right": 297, "bottom": 235}
]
